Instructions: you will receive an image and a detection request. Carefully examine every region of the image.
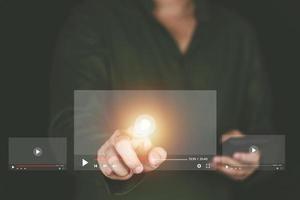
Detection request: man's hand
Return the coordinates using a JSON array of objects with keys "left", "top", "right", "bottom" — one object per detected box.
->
[
  {"left": 212, "top": 130, "right": 260, "bottom": 181},
  {"left": 97, "top": 130, "right": 167, "bottom": 180}
]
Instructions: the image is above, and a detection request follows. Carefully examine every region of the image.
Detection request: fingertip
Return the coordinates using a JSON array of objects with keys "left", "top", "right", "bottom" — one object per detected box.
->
[
  {"left": 149, "top": 147, "right": 167, "bottom": 167},
  {"left": 149, "top": 151, "right": 161, "bottom": 166},
  {"left": 134, "top": 165, "right": 144, "bottom": 174},
  {"left": 157, "top": 147, "right": 167, "bottom": 160},
  {"left": 102, "top": 166, "right": 112, "bottom": 177},
  {"left": 213, "top": 156, "right": 221, "bottom": 163},
  {"left": 233, "top": 153, "right": 241, "bottom": 160}
]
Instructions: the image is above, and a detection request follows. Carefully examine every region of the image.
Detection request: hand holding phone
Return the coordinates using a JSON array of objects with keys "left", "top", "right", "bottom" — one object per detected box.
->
[{"left": 212, "top": 130, "right": 260, "bottom": 181}]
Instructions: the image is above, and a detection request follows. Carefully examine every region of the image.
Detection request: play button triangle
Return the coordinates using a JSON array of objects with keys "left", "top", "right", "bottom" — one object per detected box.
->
[
  {"left": 249, "top": 145, "right": 258, "bottom": 153},
  {"left": 82, "top": 159, "right": 88, "bottom": 167}
]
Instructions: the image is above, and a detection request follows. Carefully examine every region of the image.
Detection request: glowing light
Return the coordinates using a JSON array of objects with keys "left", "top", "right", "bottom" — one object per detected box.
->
[{"left": 133, "top": 114, "right": 156, "bottom": 137}]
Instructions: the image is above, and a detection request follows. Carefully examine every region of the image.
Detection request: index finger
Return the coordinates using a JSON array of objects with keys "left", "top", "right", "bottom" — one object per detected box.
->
[{"left": 111, "top": 132, "right": 144, "bottom": 174}]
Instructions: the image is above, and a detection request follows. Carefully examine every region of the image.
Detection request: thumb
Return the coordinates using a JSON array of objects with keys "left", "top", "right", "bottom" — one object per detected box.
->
[{"left": 144, "top": 147, "right": 167, "bottom": 172}]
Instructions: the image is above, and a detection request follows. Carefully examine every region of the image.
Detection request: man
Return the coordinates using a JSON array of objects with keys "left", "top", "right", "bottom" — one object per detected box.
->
[{"left": 50, "top": 0, "right": 272, "bottom": 199}]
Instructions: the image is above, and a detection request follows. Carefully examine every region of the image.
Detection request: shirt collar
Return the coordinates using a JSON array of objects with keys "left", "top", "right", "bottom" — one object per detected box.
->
[{"left": 138, "top": 0, "right": 211, "bottom": 22}]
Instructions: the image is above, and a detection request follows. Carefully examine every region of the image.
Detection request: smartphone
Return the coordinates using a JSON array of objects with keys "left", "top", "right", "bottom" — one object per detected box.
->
[{"left": 222, "top": 136, "right": 266, "bottom": 156}]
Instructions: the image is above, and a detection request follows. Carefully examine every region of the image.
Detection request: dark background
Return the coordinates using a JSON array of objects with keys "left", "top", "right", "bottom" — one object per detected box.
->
[{"left": 1, "top": 0, "right": 299, "bottom": 199}]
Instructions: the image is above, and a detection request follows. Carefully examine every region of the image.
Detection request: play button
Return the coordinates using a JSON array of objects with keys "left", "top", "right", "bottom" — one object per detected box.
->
[
  {"left": 82, "top": 159, "right": 88, "bottom": 167},
  {"left": 249, "top": 145, "right": 258, "bottom": 153},
  {"left": 33, "top": 147, "right": 43, "bottom": 157}
]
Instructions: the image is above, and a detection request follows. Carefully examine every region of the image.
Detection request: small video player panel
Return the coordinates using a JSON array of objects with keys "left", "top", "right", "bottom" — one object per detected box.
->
[
  {"left": 8, "top": 137, "right": 67, "bottom": 171},
  {"left": 222, "top": 135, "right": 285, "bottom": 171}
]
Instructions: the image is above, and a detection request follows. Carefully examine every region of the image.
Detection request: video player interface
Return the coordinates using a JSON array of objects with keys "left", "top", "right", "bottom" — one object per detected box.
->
[
  {"left": 8, "top": 137, "right": 67, "bottom": 171},
  {"left": 222, "top": 135, "right": 285, "bottom": 170},
  {"left": 7, "top": 91, "right": 286, "bottom": 172},
  {"left": 74, "top": 90, "right": 217, "bottom": 170}
]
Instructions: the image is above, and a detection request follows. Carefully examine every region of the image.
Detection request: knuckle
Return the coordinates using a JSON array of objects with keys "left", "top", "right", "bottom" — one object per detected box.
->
[
  {"left": 113, "top": 136, "right": 130, "bottom": 148},
  {"left": 97, "top": 145, "right": 106, "bottom": 156},
  {"left": 107, "top": 155, "right": 119, "bottom": 164},
  {"left": 114, "top": 135, "right": 130, "bottom": 145},
  {"left": 99, "top": 162, "right": 109, "bottom": 170},
  {"left": 97, "top": 150, "right": 107, "bottom": 164},
  {"left": 97, "top": 155, "right": 106, "bottom": 164}
]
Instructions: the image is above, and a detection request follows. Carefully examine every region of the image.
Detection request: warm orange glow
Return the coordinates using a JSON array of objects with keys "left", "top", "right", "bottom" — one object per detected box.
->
[
  {"left": 133, "top": 114, "right": 156, "bottom": 137},
  {"left": 110, "top": 94, "right": 180, "bottom": 148}
]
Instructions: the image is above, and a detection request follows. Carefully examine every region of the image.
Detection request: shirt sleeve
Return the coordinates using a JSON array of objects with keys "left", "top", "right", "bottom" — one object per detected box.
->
[
  {"left": 237, "top": 26, "right": 275, "bottom": 186},
  {"left": 238, "top": 28, "right": 274, "bottom": 133},
  {"left": 49, "top": 4, "right": 144, "bottom": 196}
]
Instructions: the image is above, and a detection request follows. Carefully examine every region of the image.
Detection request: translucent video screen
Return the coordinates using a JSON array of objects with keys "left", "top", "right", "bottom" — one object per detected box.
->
[
  {"left": 74, "top": 90, "right": 217, "bottom": 170},
  {"left": 222, "top": 135, "right": 285, "bottom": 170},
  {"left": 8, "top": 137, "right": 66, "bottom": 171}
]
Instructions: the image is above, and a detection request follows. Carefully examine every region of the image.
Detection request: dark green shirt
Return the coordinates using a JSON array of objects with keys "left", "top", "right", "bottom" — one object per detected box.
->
[{"left": 50, "top": 0, "right": 272, "bottom": 199}]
